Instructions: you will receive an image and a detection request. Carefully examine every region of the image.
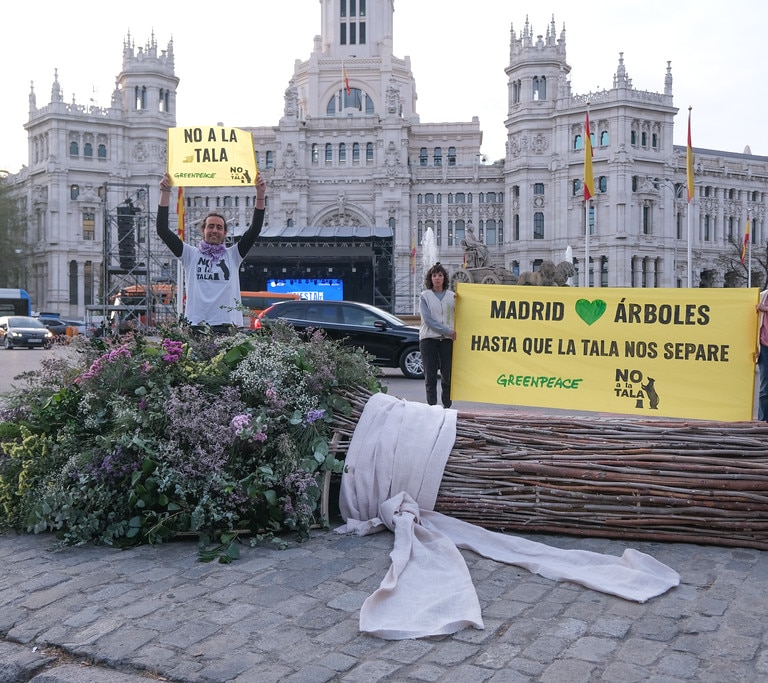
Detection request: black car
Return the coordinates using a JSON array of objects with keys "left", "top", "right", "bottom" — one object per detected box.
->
[
  {"left": 0, "top": 315, "right": 55, "bottom": 349},
  {"left": 37, "top": 316, "right": 69, "bottom": 336},
  {"left": 256, "top": 300, "right": 424, "bottom": 379}
]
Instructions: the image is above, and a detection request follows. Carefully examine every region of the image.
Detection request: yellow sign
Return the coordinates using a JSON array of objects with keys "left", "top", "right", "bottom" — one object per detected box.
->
[
  {"left": 166, "top": 126, "right": 258, "bottom": 187},
  {"left": 452, "top": 285, "right": 759, "bottom": 422}
]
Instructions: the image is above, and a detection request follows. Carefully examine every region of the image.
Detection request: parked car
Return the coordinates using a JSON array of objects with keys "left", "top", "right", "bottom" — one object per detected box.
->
[
  {"left": 37, "top": 315, "right": 68, "bottom": 336},
  {"left": 255, "top": 300, "right": 424, "bottom": 379},
  {"left": 0, "top": 315, "right": 55, "bottom": 349}
]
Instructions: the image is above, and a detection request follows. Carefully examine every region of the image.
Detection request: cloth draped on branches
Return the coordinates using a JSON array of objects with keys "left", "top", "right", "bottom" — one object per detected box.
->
[{"left": 335, "top": 392, "right": 680, "bottom": 640}]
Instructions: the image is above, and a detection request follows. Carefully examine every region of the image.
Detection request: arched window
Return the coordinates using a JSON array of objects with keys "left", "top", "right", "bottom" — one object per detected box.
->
[
  {"left": 485, "top": 220, "right": 497, "bottom": 246},
  {"left": 419, "top": 147, "right": 428, "bottom": 166},
  {"left": 352, "top": 142, "right": 360, "bottom": 162},
  {"left": 84, "top": 142, "right": 93, "bottom": 157},
  {"left": 325, "top": 143, "right": 333, "bottom": 163},
  {"left": 424, "top": 193, "right": 435, "bottom": 204},
  {"left": 366, "top": 142, "right": 374, "bottom": 162},
  {"left": 69, "top": 261, "right": 78, "bottom": 304},
  {"left": 641, "top": 131, "right": 648, "bottom": 147},
  {"left": 532, "top": 76, "right": 546, "bottom": 100},
  {"left": 84, "top": 261, "right": 94, "bottom": 306},
  {"left": 69, "top": 141, "right": 79, "bottom": 157},
  {"left": 598, "top": 176, "right": 608, "bottom": 193},
  {"left": 448, "top": 147, "right": 456, "bottom": 166},
  {"left": 454, "top": 220, "right": 466, "bottom": 245},
  {"left": 98, "top": 144, "right": 107, "bottom": 158},
  {"left": 513, "top": 214, "right": 520, "bottom": 241},
  {"left": 311, "top": 143, "right": 319, "bottom": 164},
  {"left": 652, "top": 133, "right": 658, "bottom": 148},
  {"left": 339, "top": 143, "right": 347, "bottom": 162},
  {"left": 574, "top": 134, "right": 583, "bottom": 150},
  {"left": 135, "top": 85, "right": 146, "bottom": 110},
  {"left": 600, "top": 131, "right": 609, "bottom": 146},
  {"left": 533, "top": 212, "right": 544, "bottom": 239},
  {"left": 265, "top": 151, "right": 274, "bottom": 168},
  {"left": 70, "top": 184, "right": 79, "bottom": 200},
  {"left": 631, "top": 130, "right": 637, "bottom": 145},
  {"left": 327, "top": 87, "right": 374, "bottom": 114},
  {"left": 433, "top": 147, "right": 442, "bottom": 166},
  {"left": 512, "top": 80, "right": 522, "bottom": 104},
  {"left": 573, "top": 179, "right": 582, "bottom": 196}
]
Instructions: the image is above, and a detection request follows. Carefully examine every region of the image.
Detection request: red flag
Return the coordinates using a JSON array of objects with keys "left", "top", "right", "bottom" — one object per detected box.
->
[
  {"left": 686, "top": 107, "right": 694, "bottom": 203},
  {"left": 583, "top": 112, "right": 594, "bottom": 201},
  {"left": 343, "top": 64, "right": 351, "bottom": 96},
  {"left": 741, "top": 216, "right": 750, "bottom": 265},
  {"left": 176, "top": 187, "right": 185, "bottom": 242}
]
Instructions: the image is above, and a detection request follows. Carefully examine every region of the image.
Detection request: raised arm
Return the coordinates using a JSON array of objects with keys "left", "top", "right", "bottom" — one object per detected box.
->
[
  {"left": 237, "top": 174, "right": 267, "bottom": 257},
  {"left": 157, "top": 173, "right": 183, "bottom": 258}
]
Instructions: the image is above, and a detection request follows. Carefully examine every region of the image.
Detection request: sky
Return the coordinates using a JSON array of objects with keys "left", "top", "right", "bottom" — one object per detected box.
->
[{"left": 1, "top": 1, "right": 764, "bottom": 174}]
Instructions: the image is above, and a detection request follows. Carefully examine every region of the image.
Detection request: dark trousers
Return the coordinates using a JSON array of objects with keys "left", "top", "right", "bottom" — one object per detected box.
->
[
  {"left": 758, "top": 344, "right": 768, "bottom": 421},
  {"left": 420, "top": 337, "right": 454, "bottom": 408}
]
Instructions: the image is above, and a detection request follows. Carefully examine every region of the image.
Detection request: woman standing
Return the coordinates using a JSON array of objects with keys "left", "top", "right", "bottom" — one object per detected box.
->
[{"left": 419, "top": 262, "right": 456, "bottom": 408}]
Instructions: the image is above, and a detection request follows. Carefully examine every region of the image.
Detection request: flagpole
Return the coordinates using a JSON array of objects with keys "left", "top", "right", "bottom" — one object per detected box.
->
[
  {"left": 583, "top": 105, "right": 594, "bottom": 288},
  {"left": 412, "top": 225, "right": 418, "bottom": 315},
  {"left": 585, "top": 201, "right": 590, "bottom": 287},
  {"left": 748, "top": 213, "right": 753, "bottom": 289},
  {"left": 686, "top": 203, "right": 693, "bottom": 288},
  {"left": 176, "top": 187, "right": 185, "bottom": 318},
  {"left": 685, "top": 107, "right": 695, "bottom": 288}
]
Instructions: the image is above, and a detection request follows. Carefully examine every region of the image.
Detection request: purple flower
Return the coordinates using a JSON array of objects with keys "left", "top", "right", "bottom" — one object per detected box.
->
[
  {"left": 161, "top": 338, "right": 184, "bottom": 363},
  {"left": 231, "top": 414, "right": 251, "bottom": 432},
  {"left": 303, "top": 408, "right": 325, "bottom": 426}
]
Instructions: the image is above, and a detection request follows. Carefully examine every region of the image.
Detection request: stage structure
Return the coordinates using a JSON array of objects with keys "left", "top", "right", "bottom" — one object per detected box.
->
[{"left": 87, "top": 182, "right": 174, "bottom": 332}]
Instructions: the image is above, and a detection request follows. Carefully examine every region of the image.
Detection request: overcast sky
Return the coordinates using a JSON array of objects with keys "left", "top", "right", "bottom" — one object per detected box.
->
[{"left": 1, "top": 1, "right": 763, "bottom": 174}]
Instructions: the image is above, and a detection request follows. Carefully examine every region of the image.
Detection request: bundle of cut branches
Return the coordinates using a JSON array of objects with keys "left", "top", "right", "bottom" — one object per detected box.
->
[{"left": 331, "top": 387, "right": 768, "bottom": 549}]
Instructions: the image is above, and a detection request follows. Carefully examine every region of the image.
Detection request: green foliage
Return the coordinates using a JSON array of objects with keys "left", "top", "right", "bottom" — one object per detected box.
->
[
  {"left": 0, "top": 324, "right": 381, "bottom": 561},
  {"left": 0, "top": 177, "right": 27, "bottom": 288}
]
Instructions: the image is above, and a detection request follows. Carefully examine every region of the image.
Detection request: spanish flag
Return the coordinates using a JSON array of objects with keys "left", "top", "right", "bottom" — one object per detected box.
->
[
  {"left": 741, "top": 216, "right": 750, "bottom": 265},
  {"left": 176, "top": 187, "right": 185, "bottom": 242},
  {"left": 583, "top": 111, "right": 594, "bottom": 201},
  {"left": 686, "top": 107, "right": 694, "bottom": 203},
  {"left": 343, "top": 63, "right": 351, "bottom": 96}
]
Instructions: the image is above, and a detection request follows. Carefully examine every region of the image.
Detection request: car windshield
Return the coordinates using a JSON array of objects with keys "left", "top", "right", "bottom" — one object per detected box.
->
[{"left": 9, "top": 317, "right": 45, "bottom": 328}]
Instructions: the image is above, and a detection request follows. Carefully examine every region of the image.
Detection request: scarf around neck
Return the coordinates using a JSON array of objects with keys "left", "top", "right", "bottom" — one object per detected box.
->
[{"left": 199, "top": 240, "right": 227, "bottom": 265}]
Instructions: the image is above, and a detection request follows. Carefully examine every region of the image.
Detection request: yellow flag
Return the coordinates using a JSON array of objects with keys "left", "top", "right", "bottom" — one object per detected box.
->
[
  {"left": 167, "top": 126, "right": 258, "bottom": 187},
  {"left": 583, "top": 111, "right": 594, "bottom": 200}
]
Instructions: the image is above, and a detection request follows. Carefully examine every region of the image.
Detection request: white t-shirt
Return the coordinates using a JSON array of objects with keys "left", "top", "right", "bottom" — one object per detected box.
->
[{"left": 181, "top": 244, "right": 244, "bottom": 326}]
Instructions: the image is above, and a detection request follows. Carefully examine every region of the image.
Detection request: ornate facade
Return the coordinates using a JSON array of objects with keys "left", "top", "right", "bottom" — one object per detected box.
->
[{"left": 8, "top": 1, "right": 768, "bottom": 320}]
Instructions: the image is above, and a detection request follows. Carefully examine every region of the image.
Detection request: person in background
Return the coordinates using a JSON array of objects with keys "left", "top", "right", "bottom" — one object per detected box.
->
[
  {"left": 156, "top": 172, "right": 267, "bottom": 331},
  {"left": 756, "top": 290, "right": 768, "bottom": 421},
  {"left": 419, "top": 262, "right": 456, "bottom": 408}
]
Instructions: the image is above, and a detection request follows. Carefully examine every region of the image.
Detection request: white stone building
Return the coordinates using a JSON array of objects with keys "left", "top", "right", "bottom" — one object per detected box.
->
[{"left": 7, "top": 0, "right": 768, "bottom": 321}]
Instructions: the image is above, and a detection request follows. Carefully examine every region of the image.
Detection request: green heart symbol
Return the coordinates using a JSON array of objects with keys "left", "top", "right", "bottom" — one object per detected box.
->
[{"left": 575, "top": 299, "right": 607, "bottom": 325}]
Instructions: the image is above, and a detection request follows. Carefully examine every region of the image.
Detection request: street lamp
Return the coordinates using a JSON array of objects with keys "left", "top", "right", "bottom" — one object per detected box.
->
[{"left": 651, "top": 177, "right": 687, "bottom": 287}]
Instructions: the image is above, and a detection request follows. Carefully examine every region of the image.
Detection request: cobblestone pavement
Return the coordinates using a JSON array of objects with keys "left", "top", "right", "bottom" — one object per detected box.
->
[{"left": 1, "top": 523, "right": 768, "bottom": 683}]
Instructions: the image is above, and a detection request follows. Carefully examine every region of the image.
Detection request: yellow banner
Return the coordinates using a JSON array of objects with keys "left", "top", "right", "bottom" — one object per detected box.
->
[
  {"left": 452, "top": 285, "right": 759, "bottom": 421},
  {"left": 166, "top": 126, "right": 258, "bottom": 187}
]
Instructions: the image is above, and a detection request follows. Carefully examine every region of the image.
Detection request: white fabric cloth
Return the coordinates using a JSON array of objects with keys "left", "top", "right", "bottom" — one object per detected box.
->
[{"left": 336, "top": 392, "right": 680, "bottom": 640}]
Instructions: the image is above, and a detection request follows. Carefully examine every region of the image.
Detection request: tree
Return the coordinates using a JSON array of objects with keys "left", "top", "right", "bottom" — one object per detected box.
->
[
  {"left": 717, "top": 233, "right": 768, "bottom": 290},
  {"left": 0, "top": 175, "right": 26, "bottom": 289}
]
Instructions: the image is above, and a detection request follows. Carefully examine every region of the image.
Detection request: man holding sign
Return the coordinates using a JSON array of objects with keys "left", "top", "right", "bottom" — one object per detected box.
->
[{"left": 156, "top": 171, "right": 266, "bottom": 330}]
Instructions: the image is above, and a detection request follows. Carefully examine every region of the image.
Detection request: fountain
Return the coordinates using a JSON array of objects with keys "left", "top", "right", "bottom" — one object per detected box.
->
[{"left": 421, "top": 227, "right": 438, "bottom": 278}]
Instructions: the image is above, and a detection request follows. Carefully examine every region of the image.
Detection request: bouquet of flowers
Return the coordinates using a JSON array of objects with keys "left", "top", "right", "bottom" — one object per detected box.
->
[{"left": 0, "top": 321, "right": 382, "bottom": 561}]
